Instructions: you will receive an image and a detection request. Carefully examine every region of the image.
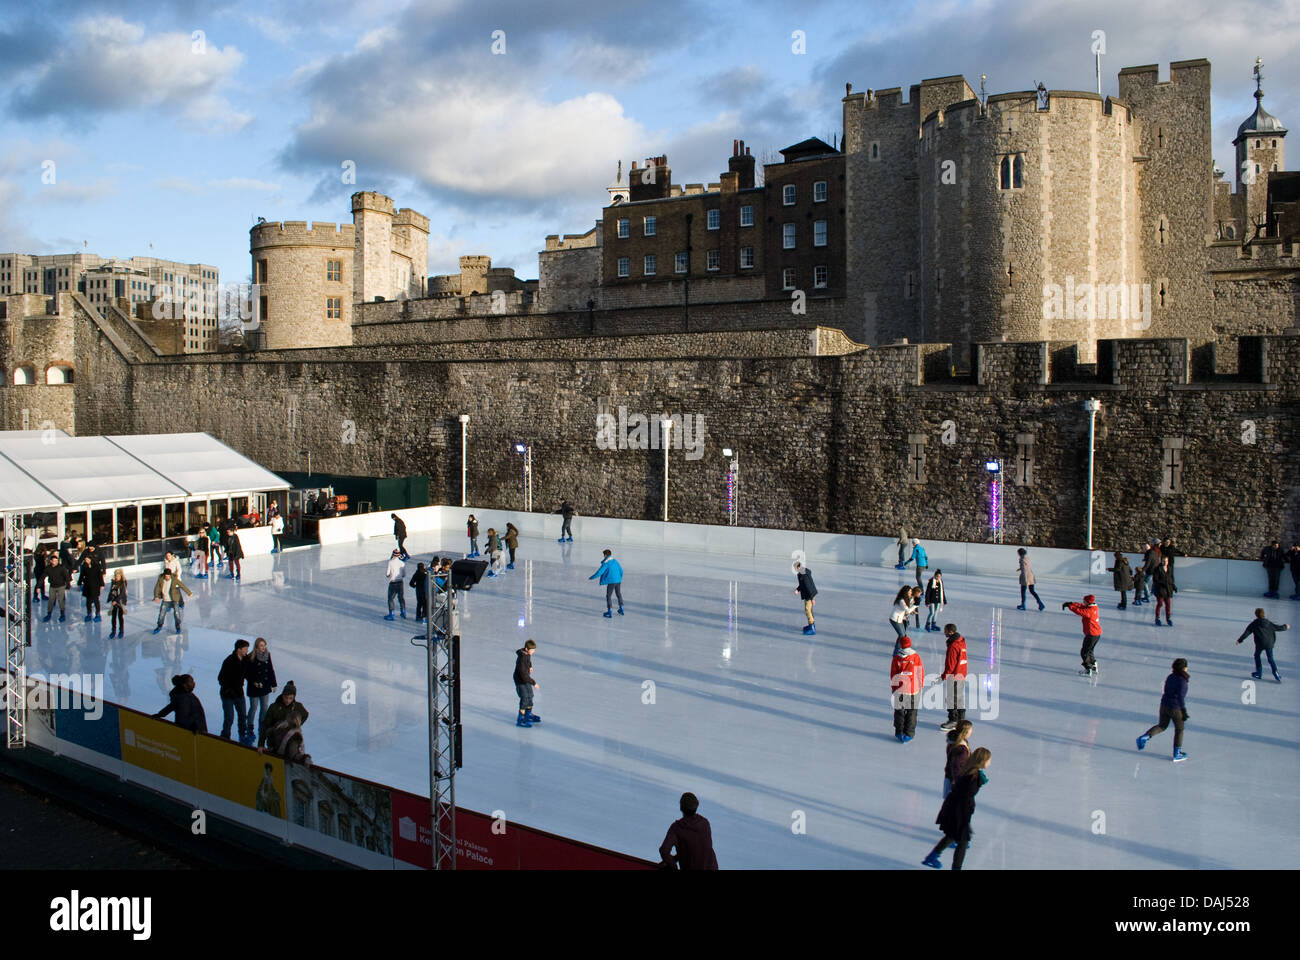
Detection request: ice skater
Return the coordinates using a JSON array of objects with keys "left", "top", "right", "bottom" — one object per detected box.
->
[
  {"left": 590, "top": 549, "right": 624, "bottom": 618},
  {"left": 923, "top": 570, "right": 946, "bottom": 631},
  {"left": 943, "top": 720, "right": 973, "bottom": 798},
  {"left": 1151, "top": 554, "right": 1176, "bottom": 626},
  {"left": 384, "top": 549, "right": 407, "bottom": 620},
  {"left": 922, "top": 747, "right": 991, "bottom": 870},
  {"left": 1106, "top": 551, "right": 1133, "bottom": 609},
  {"left": 504, "top": 522, "right": 519, "bottom": 569},
  {"left": 514, "top": 639, "right": 540, "bottom": 727},
  {"left": 1288, "top": 543, "right": 1300, "bottom": 600},
  {"left": 391, "top": 513, "right": 410, "bottom": 559},
  {"left": 1016, "top": 548, "right": 1045, "bottom": 610},
  {"left": 467, "top": 514, "right": 480, "bottom": 557},
  {"left": 795, "top": 561, "right": 817, "bottom": 635},
  {"left": 1261, "top": 539, "right": 1286, "bottom": 598},
  {"left": 410, "top": 562, "right": 429, "bottom": 622},
  {"left": 939, "top": 624, "right": 967, "bottom": 730},
  {"left": 107, "top": 569, "right": 127, "bottom": 639},
  {"left": 890, "top": 635, "right": 924, "bottom": 742},
  {"left": 904, "top": 538, "right": 929, "bottom": 590},
  {"left": 1131, "top": 551, "right": 1150, "bottom": 605},
  {"left": 1235, "top": 608, "right": 1287, "bottom": 682},
  {"left": 484, "top": 528, "right": 504, "bottom": 578},
  {"left": 895, "top": 523, "right": 909, "bottom": 569},
  {"left": 889, "top": 586, "right": 917, "bottom": 640},
  {"left": 1063, "top": 594, "right": 1102, "bottom": 676},
  {"left": 555, "top": 500, "right": 576, "bottom": 542},
  {"left": 1136, "top": 658, "right": 1191, "bottom": 762}
]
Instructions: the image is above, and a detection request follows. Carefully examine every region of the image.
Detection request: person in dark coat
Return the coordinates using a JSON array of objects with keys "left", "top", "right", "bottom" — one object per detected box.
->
[
  {"left": 1288, "top": 544, "right": 1300, "bottom": 601},
  {"left": 923, "top": 746, "right": 991, "bottom": 870},
  {"left": 410, "top": 562, "right": 429, "bottom": 622},
  {"left": 259, "top": 681, "right": 311, "bottom": 764},
  {"left": 555, "top": 501, "right": 575, "bottom": 542},
  {"left": 77, "top": 556, "right": 105, "bottom": 622},
  {"left": 795, "top": 562, "right": 817, "bottom": 635},
  {"left": 59, "top": 533, "right": 78, "bottom": 570},
  {"left": 504, "top": 523, "right": 519, "bottom": 569},
  {"left": 391, "top": 514, "right": 409, "bottom": 559},
  {"left": 243, "top": 637, "right": 278, "bottom": 744},
  {"left": 32, "top": 546, "right": 47, "bottom": 602},
  {"left": 1236, "top": 608, "right": 1287, "bottom": 682},
  {"left": 152, "top": 674, "right": 207, "bottom": 734},
  {"left": 1137, "top": 658, "right": 1191, "bottom": 761},
  {"left": 658, "top": 792, "right": 719, "bottom": 870},
  {"left": 1150, "top": 556, "right": 1176, "bottom": 627},
  {"left": 218, "top": 639, "right": 250, "bottom": 740},
  {"left": 1142, "top": 541, "right": 1161, "bottom": 583},
  {"left": 514, "top": 640, "right": 540, "bottom": 727},
  {"left": 467, "top": 515, "right": 480, "bottom": 557},
  {"left": 225, "top": 528, "right": 245, "bottom": 581},
  {"left": 1131, "top": 548, "right": 1150, "bottom": 606},
  {"left": 43, "top": 555, "right": 69, "bottom": 622},
  {"left": 1107, "top": 552, "right": 1133, "bottom": 609},
  {"left": 1261, "top": 539, "right": 1287, "bottom": 598}
]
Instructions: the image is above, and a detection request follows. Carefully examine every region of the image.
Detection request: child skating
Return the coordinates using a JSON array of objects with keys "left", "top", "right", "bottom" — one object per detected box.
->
[
  {"left": 923, "top": 570, "right": 946, "bottom": 632},
  {"left": 1063, "top": 594, "right": 1102, "bottom": 676},
  {"left": 890, "top": 636, "right": 924, "bottom": 743},
  {"left": 1235, "top": 608, "right": 1287, "bottom": 682},
  {"left": 484, "top": 527, "right": 503, "bottom": 578},
  {"left": 590, "top": 549, "right": 624, "bottom": 617},
  {"left": 795, "top": 561, "right": 817, "bottom": 635},
  {"left": 1016, "top": 548, "right": 1045, "bottom": 610},
  {"left": 466, "top": 514, "right": 480, "bottom": 557},
  {"left": 514, "top": 639, "right": 540, "bottom": 727},
  {"left": 1137, "top": 658, "right": 1191, "bottom": 762}
]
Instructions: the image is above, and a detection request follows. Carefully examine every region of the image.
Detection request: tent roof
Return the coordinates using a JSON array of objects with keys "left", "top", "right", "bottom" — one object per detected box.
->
[{"left": 0, "top": 432, "right": 288, "bottom": 513}]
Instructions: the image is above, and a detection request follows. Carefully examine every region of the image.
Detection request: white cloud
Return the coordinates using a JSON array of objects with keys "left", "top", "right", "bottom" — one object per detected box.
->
[
  {"left": 30, "top": 177, "right": 118, "bottom": 205},
  {"left": 209, "top": 177, "right": 281, "bottom": 191},
  {"left": 10, "top": 16, "right": 250, "bottom": 133},
  {"left": 155, "top": 176, "right": 203, "bottom": 195}
]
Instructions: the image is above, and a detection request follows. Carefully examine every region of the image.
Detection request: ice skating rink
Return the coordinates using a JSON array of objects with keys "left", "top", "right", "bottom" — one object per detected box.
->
[{"left": 28, "top": 531, "right": 1299, "bottom": 869}]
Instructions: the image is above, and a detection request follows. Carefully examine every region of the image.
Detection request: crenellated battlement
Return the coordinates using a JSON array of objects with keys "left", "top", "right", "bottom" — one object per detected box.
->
[{"left": 250, "top": 220, "right": 354, "bottom": 247}]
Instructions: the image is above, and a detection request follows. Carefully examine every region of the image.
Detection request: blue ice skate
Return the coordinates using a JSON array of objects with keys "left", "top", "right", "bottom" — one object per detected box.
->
[
  {"left": 802, "top": 623, "right": 815, "bottom": 635},
  {"left": 1172, "top": 750, "right": 1188, "bottom": 762},
  {"left": 922, "top": 853, "right": 942, "bottom": 869},
  {"left": 1136, "top": 733, "right": 1150, "bottom": 750},
  {"left": 516, "top": 713, "right": 532, "bottom": 727},
  {"left": 1016, "top": 604, "right": 1026, "bottom": 610},
  {"left": 506, "top": 562, "right": 515, "bottom": 569},
  {"left": 603, "top": 610, "right": 613, "bottom": 618},
  {"left": 525, "top": 710, "right": 541, "bottom": 723},
  {"left": 384, "top": 613, "right": 396, "bottom": 621}
]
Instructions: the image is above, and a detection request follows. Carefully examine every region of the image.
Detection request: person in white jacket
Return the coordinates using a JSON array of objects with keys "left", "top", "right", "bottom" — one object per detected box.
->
[
  {"left": 890, "top": 586, "right": 919, "bottom": 640},
  {"left": 270, "top": 513, "right": 284, "bottom": 553},
  {"left": 384, "top": 550, "right": 406, "bottom": 620}
]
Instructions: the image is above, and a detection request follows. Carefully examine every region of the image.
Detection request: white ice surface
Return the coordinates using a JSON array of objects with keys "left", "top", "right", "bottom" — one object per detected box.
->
[{"left": 27, "top": 531, "right": 1299, "bottom": 869}]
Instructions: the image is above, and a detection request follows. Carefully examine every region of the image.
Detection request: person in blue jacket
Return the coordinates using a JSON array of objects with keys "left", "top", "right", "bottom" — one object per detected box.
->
[
  {"left": 590, "top": 549, "right": 624, "bottom": 618},
  {"left": 1136, "top": 658, "right": 1191, "bottom": 762},
  {"left": 905, "top": 538, "right": 929, "bottom": 590}
]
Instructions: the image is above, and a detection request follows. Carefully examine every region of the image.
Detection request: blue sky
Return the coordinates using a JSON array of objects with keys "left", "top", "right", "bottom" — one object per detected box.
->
[{"left": 2, "top": 0, "right": 1295, "bottom": 284}]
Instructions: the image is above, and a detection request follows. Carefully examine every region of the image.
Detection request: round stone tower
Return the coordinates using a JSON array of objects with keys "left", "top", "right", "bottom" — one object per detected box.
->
[{"left": 249, "top": 218, "right": 355, "bottom": 349}]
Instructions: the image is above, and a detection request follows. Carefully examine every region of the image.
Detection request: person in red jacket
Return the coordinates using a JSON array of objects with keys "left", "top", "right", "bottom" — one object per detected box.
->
[
  {"left": 890, "top": 636, "right": 924, "bottom": 742},
  {"left": 939, "top": 624, "right": 968, "bottom": 730},
  {"left": 1063, "top": 594, "right": 1103, "bottom": 676}
]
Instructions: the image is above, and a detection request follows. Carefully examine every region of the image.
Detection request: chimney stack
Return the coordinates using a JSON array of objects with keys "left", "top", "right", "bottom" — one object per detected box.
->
[{"left": 728, "top": 138, "right": 755, "bottom": 190}]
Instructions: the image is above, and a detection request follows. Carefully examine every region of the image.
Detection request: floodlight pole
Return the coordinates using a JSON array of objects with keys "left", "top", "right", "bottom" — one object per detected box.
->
[
  {"left": 1084, "top": 399, "right": 1102, "bottom": 550},
  {"left": 662, "top": 420, "right": 673, "bottom": 522},
  {"left": 459, "top": 415, "right": 470, "bottom": 508}
]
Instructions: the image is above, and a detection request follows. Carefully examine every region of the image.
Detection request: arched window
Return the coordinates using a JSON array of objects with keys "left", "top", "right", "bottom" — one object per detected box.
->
[
  {"left": 1000, "top": 156, "right": 1011, "bottom": 189},
  {"left": 1012, "top": 155, "right": 1024, "bottom": 188},
  {"left": 12, "top": 365, "right": 35, "bottom": 385},
  {"left": 46, "top": 365, "right": 74, "bottom": 384}
]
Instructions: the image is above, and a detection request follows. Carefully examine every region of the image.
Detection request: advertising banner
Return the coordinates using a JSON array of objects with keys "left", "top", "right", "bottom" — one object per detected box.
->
[
  {"left": 119, "top": 712, "right": 199, "bottom": 786},
  {"left": 195, "top": 736, "right": 287, "bottom": 821},
  {"left": 53, "top": 701, "right": 122, "bottom": 760}
]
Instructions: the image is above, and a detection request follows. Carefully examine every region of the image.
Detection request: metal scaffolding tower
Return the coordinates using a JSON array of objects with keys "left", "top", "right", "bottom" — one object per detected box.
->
[
  {"left": 4, "top": 514, "right": 28, "bottom": 749},
  {"left": 413, "top": 571, "right": 462, "bottom": 869}
]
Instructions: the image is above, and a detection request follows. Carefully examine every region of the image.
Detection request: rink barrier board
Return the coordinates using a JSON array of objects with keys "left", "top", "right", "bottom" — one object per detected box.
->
[
  {"left": 316, "top": 505, "right": 442, "bottom": 546},
  {"left": 21, "top": 677, "right": 655, "bottom": 870},
  {"left": 441, "top": 505, "right": 1280, "bottom": 599}
]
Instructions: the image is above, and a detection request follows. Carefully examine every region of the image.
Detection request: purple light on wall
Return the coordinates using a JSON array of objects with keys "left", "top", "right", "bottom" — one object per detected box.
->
[{"left": 990, "top": 476, "right": 1001, "bottom": 530}]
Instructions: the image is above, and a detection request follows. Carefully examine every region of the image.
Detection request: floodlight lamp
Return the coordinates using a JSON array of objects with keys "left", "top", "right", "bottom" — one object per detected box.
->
[
  {"left": 515, "top": 443, "right": 527, "bottom": 454},
  {"left": 984, "top": 460, "right": 1001, "bottom": 473},
  {"left": 722, "top": 448, "right": 733, "bottom": 457}
]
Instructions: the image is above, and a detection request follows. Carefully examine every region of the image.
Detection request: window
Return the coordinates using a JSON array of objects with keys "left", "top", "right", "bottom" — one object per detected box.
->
[
  {"left": 326, "top": 297, "right": 342, "bottom": 319},
  {"left": 782, "top": 268, "right": 796, "bottom": 290},
  {"left": 1272, "top": 139, "right": 1278, "bottom": 148},
  {"left": 1256, "top": 140, "right": 1261, "bottom": 149},
  {"left": 1000, "top": 155, "right": 1024, "bottom": 190},
  {"left": 706, "top": 250, "right": 720, "bottom": 271},
  {"left": 675, "top": 252, "right": 688, "bottom": 274},
  {"left": 326, "top": 260, "right": 341, "bottom": 281},
  {"left": 813, "top": 180, "right": 827, "bottom": 202},
  {"left": 870, "top": 142, "right": 880, "bottom": 160},
  {"left": 740, "top": 205, "right": 754, "bottom": 227},
  {"left": 782, "top": 184, "right": 796, "bottom": 206},
  {"left": 814, "top": 265, "right": 827, "bottom": 288},
  {"left": 617, "top": 257, "right": 630, "bottom": 277},
  {"left": 813, "top": 220, "right": 827, "bottom": 247},
  {"left": 783, "top": 223, "right": 796, "bottom": 249},
  {"left": 617, "top": 218, "right": 630, "bottom": 238},
  {"left": 644, "top": 216, "right": 656, "bottom": 236},
  {"left": 255, "top": 259, "right": 267, "bottom": 283},
  {"left": 739, "top": 247, "right": 754, "bottom": 269},
  {"left": 707, "top": 209, "right": 720, "bottom": 230},
  {"left": 643, "top": 254, "right": 657, "bottom": 276}
]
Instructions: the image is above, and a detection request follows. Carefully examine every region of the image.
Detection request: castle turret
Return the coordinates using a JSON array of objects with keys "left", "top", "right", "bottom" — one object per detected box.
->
[
  {"left": 1233, "top": 58, "right": 1287, "bottom": 232},
  {"left": 352, "top": 191, "right": 395, "bottom": 304}
]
